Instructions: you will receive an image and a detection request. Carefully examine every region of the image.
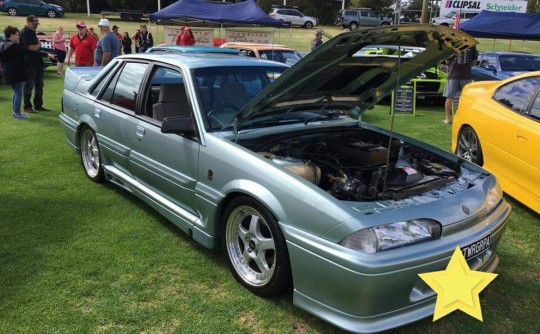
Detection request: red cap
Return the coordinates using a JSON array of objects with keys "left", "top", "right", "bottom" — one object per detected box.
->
[{"left": 76, "top": 21, "right": 86, "bottom": 28}]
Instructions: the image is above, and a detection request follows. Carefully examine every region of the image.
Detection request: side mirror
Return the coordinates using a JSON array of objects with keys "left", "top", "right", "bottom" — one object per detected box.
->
[
  {"left": 485, "top": 65, "right": 497, "bottom": 72},
  {"left": 161, "top": 116, "right": 197, "bottom": 138}
]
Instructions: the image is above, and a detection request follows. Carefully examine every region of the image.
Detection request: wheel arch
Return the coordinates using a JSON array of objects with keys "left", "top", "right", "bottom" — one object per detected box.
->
[{"left": 215, "top": 181, "right": 288, "bottom": 230}]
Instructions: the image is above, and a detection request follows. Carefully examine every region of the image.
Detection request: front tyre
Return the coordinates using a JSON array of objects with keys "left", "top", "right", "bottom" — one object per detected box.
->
[
  {"left": 7, "top": 8, "right": 18, "bottom": 16},
  {"left": 304, "top": 21, "right": 313, "bottom": 29},
  {"left": 349, "top": 22, "right": 359, "bottom": 30},
  {"left": 47, "top": 9, "right": 57, "bottom": 18},
  {"left": 222, "top": 196, "right": 292, "bottom": 297},
  {"left": 457, "top": 126, "right": 484, "bottom": 166},
  {"left": 79, "top": 126, "right": 105, "bottom": 182}
]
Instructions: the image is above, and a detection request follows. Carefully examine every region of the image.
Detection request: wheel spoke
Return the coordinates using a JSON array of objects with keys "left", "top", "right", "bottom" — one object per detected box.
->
[
  {"left": 258, "top": 237, "right": 275, "bottom": 252},
  {"left": 253, "top": 251, "right": 271, "bottom": 273}
]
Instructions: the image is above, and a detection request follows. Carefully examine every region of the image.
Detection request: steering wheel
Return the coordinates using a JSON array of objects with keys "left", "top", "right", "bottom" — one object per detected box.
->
[{"left": 206, "top": 103, "right": 240, "bottom": 128}]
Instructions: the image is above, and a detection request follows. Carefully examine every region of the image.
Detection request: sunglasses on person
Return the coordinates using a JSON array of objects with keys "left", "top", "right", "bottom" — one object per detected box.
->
[{"left": 77, "top": 26, "right": 86, "bottom": 29}]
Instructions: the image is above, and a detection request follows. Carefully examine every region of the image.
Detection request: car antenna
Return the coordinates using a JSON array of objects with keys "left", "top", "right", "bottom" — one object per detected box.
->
[{"left": 381, "top": 38, "right": 403, "bottom": 197}]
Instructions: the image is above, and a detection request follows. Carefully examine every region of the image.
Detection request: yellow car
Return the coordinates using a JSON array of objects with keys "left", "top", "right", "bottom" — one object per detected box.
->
[{"left": 452, "top": 71, "right": 540, "bottom": 214}]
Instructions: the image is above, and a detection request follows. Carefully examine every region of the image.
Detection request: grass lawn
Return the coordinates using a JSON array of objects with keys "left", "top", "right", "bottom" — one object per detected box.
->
[{"left": 0, "top": 12, "right": 539, "bottom": 334}]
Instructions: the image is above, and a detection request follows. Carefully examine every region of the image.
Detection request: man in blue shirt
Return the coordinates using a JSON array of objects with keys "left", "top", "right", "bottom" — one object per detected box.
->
[{"left": 94, "top": 18, "right": 120, "bottom": 66}]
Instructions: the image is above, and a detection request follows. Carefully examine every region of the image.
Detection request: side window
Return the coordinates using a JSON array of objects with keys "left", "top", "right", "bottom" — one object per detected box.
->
[
  {"left": 100, "top": 62, "right": 148, "bottom": 112},
  {"left": 344, "top": 10, "right": 356, "bottom": 16},
  {"left": 484, "top": 56, "right": 497, "bottom": 68},
  {"left": 361, "top": 11, "right": 369, "bottom": 17},
  {"left": 530, "top": 93, "right": 540, "bottom": 121},
  {"left": 493, "top": 77, "right": 540, "bottom": 114},
  {"left": 90, "top": 60, "right": 119, "bottom": 97},
  {"left": 143, "top": 66, "right": 190, "bottom": 123}
]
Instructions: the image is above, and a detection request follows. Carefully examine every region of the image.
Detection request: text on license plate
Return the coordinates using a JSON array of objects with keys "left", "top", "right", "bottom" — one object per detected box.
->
[{"left": 461, "top": 234, "right": 491, "bottom": 261}]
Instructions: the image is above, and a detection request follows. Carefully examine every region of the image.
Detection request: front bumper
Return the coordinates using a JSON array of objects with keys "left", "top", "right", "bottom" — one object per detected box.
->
[{"left": 281, "top": 199, "right": 510, "bottom": 333}]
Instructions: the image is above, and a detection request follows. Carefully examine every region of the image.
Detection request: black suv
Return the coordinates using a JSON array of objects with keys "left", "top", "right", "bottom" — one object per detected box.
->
[{"left": 336, "top": 8, "right": 392, "bottom": 30}]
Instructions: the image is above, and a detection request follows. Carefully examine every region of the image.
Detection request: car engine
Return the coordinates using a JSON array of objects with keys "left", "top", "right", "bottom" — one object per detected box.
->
[{"left": 255, "top": 131, "right": 460, "bottom": 201}]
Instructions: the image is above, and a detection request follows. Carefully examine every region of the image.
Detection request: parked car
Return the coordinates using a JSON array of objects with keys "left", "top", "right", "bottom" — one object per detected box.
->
[
  {"left": 0, "top": 0, "right": 63, "bottom": 18},
  {"left": 356, "top": 45, "right": 447, "bottom": 101},
  {"left": 146, "top": 45, "right": 242, "bottom": 56},
  {"left": 452, "top": 71, "right": 540, "bottom": 213},
  {"left": 220, "top": 42, "right": 303, "bottom": 65},
  {"left": 269, "top": 7, "right": 317, "bottom": 28},
  {"left": 472, "top": 51, "right": 540, "bottom": 81},
  {"left": 431, "top": 11, "right": 478, "bottom": 26},
  {"left": 336, "top": 8, "right": 392, "bottom": 30},
  {"left": 59, "top": 25, "right": 510, "bottom": 333}
]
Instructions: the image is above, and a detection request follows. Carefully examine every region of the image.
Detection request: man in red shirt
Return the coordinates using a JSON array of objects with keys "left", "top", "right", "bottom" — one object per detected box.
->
[{"left": 66, "top": 21, "right": 97, "bottom": 67}]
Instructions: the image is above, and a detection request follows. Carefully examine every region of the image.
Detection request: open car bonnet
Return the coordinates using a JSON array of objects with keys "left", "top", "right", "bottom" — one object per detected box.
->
[{"left": 234, "top": 25, "right": 476, "bottom": 128}]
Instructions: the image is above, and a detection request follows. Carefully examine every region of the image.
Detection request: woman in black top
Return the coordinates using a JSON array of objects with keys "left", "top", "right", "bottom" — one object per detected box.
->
[
  {"left": 0, "top": 26, "right": 29, "bottom": 119},
  {"left": 122, "top": 32, "right": 132, "bottom": 54}
]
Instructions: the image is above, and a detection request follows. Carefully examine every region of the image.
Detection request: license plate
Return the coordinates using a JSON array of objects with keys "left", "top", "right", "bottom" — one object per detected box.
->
[{"left": 461, "top": 234, "right": 491, "bottom": 261}]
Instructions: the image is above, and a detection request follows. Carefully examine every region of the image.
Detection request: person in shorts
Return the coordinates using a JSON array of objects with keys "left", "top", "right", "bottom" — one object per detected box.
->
[
  {"left": 442, "top": 46, "right": 477, "bottom": 124},
  {"left": 52, "top": 26, "right": 66, "bottom": 74}
]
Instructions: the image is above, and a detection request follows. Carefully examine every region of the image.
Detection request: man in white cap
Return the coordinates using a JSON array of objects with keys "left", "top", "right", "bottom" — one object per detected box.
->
[{"left": 94, "top": 18, "right": 120, "bottom": 66}]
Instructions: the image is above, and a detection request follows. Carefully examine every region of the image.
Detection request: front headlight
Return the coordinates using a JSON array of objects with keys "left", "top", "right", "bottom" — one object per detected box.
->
[
  {"left": 339, "top": 219, "right": 441, "bottom": 253},
  {"left": 485, "top": 183, "right": 503, "bottom": 213}
]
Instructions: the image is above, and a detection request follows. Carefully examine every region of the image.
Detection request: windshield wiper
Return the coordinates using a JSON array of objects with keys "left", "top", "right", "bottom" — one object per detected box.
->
[{"left": 303, "top": 110, "right": 348, "bottom": 125}]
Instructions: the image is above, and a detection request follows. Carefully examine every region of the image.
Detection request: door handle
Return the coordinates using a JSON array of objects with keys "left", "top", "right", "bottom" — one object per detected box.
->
[
  {"left": 94, "top": 108, "right": 101, "bottom": 117},
  {"left": 516, "top": 131, "right": 527, "bottom": 141},
  {"left": 136, "top": 126, "right": 145, "bottom": 140}
]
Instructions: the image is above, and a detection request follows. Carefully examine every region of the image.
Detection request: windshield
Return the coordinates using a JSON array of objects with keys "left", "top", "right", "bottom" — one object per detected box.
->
[
  {"left": 499, "top": 55, "right": 540, "bottom": 72},
  {"left": 194, "top": 66, "right": 287, "bottom": 131},
  {"left": 259, "top": 50, "right": 303, "bottom": 65}
]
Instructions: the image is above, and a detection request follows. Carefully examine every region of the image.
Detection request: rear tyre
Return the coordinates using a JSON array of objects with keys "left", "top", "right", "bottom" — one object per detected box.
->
[
  {"left": 79, "top": 126, "right": 105, "bottom": 182},
  {"left": 47, "top": 9, "right": 56, "bottom": 18},
  {"left": 349, "top": 22, "right": 358, "bottom": 30},
  {"left": 457, "top": 126, "right": 484, "bottom": 166},
  {"left": 221, "top": 196, "right": 292, "bottom": 297},
  {"left": 304, "top": 21, "right": 313, "bottom": 29},
  {"left": 7, "top": 8, "right": 18, "bottom": 16}
]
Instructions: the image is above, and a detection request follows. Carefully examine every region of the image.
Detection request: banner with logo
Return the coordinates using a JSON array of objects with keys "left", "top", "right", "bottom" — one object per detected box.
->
[
  {"left": 163, "top": 26, "right": 214, "bottom": 46},
  {"left": 439, "top": 0, "right": 527, "bottom": 17},
  {"left": 224, "top": 29, "right": 274, "bottom": 44}
]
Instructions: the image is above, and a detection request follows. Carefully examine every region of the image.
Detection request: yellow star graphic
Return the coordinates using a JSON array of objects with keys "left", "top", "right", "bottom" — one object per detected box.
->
[{"left": 419, "top": 246, "right": 497, "bottom": 322}]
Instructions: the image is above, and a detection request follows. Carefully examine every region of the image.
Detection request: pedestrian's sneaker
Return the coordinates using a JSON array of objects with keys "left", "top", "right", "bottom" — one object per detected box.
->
[{"left": 13, "top": 113, "right": 29, "bottom": 120}]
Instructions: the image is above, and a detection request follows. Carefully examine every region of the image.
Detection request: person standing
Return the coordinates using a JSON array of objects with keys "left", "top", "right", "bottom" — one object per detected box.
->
[
  {"left": 175, "top": 26, "right": 185, "bottom": 46},
  {"left": 94, "top": 18, "right": 120, "bottom": 67},
  {"left": 112, "top": 25, "right": 123, "bottom": 54},
  {"left": 0, "top": 26, "right": 29, "bottom": 119},
  {"left": 87, "top": 26, "right": 99, "bottom": 42},
  {"left": 311, "top": 30, "right": 323, "bottom": 51},
  {"left": 442, "top": 46, "right": 477, "bottom": 124},
  {"left": 122, "top": 32, "right": 132, "bottom": 54},
  {"left": 52, "top": 26, "right": 66, "bottom": 74},
  {"left": 20, "top": 15, "right": 52, "bottom": 112},
  {"left": 132, "top": 29, "right": 141, "bottom": 53},
  {"left": 66, "top": 21, "right": 97, "bottom": 67},
  {"left": 138, "top": 25, "right": 153, "bottom": 53},
  {"left": 179, "top": 26, "right": 195, "bottom": 46}
]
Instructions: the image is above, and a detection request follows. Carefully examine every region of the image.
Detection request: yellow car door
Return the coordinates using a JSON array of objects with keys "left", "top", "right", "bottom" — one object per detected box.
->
[{"left": 509, "top": 89, "right": 540, "bottom": 209}]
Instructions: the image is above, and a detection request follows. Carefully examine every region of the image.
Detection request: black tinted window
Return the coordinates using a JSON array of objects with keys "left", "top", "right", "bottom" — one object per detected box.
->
[
  {"left": 344, "top": 11, "right": 356, "bottom": 16},
  {"left": 101, "top": 62, "right": 148, "bottom": 112},
  {"left": 493, "top": 76, "right": 540, "bottom": 114},
  {"left": 529, "top": 93, "right": 540, "bottom": 121}
]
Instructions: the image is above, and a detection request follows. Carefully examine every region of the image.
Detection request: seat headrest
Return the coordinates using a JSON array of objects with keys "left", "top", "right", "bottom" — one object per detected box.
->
[
  {"left": 159, "top": 84, "right": 187, "bottom": 103},
  {"left": 220, "top": 82, "right": 245, "bottom": 96}
]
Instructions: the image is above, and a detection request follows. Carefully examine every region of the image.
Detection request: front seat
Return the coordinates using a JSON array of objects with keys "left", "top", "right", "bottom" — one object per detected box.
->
[{"left": 152, "top": 84, "right": 190, "bottom": 122}]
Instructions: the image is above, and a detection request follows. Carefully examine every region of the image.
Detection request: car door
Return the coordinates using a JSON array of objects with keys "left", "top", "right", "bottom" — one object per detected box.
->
[
  {"left": 28, "top": 0, "right": 43, "bottom": 15},
  {"left": 124, "top": 64, "right": 201, "bottom": 216},
  {"left": 508, "top": 77, "right": 540, "bottom": 201},
  {"left": 94, "top": 61, "right": 149, "bottom": 176},
  {"left": 288, "top": 10, "right": 303, "bottom": 26},
  {"left": 367, "top": 11, "right": 380, "bottom": 26},
  {"left": 489, "top": 76, "right": 538, "bottom": 191}
]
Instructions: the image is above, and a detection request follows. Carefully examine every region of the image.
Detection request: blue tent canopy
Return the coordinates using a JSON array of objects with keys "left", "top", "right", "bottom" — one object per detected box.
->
[
  {"left": 460, "top": 11, "right": 540, "bottom": 40},
  {"left": 149, "top": 0, "right": 291, "bottom": 28}
]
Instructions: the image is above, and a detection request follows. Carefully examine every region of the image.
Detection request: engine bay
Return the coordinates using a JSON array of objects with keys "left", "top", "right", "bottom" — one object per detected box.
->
[{"left": 250, "top": 130, "right": 462, "bottom": 202}]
